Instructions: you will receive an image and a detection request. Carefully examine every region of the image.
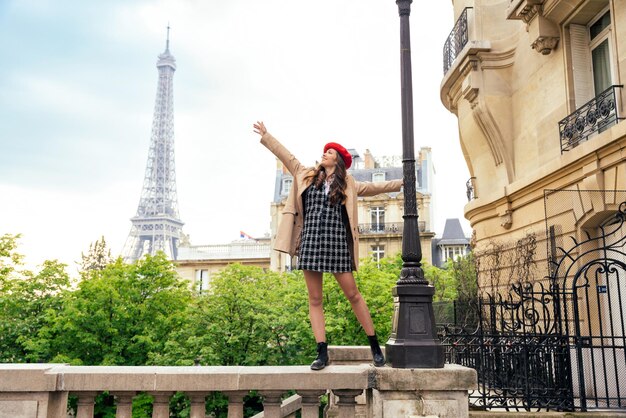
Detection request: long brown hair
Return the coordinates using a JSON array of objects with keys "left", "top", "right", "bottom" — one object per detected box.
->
[{"left": 304, "top": 155, "right": 347, "bottom": 206}]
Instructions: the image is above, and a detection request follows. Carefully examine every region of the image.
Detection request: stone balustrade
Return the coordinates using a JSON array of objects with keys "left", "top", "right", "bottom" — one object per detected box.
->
[{"left": 0, "top": 353, "right": 476, "bottom": 418}]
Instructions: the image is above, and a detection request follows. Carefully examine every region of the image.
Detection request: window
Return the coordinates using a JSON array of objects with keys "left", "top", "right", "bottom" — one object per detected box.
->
[
  {"left": 371, "top": 245, "right": 385, "bottom": 267},
  {"left": 569, "top": 7, "right": 614, "bottom": 108},
  {"left": 370, "top": 206, "right": 385, "bottom": 232},
  {"left": 590, "top": 11, "right": 612, "bottom": 95},
  {"left": 443, "top": 245, "right": 467, "bottom": 263},
  {"left": 195, "top": 269, "right": 209, "bottom": 292},
  {"left": 372, "top": 172, "right": 386, "bottom": 183},
  {"left": 282, "top": 178, "right": 293, "bottom": 195}
]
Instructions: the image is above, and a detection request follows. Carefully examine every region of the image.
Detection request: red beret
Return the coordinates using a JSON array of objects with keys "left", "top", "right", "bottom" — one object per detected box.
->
[{"left": 324, "top": 142, "right": 352, "bottom": 169}]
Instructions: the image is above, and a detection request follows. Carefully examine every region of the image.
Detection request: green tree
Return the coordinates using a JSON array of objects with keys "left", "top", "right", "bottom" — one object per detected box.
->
[
  {"left": 321, "top": 255, "right": 401, "bottom": 345},
  {"left": 449, "top": 252, "right": 479, "bottom": 327},
  {"left": 80, "top": 236, "right": 113, "bottom": 273},
  {"left": 30, "top": 253, "right": 193, "bottom": 365},
  {"left": 154, "top": 264, "right": 311, "bottom": 367},
  {"left": 0, "top": 233, "right": 23, "bottom": 278},
  {"left": 423, "top": 262, "right": 457, "bottom": 301},
  {"left": 0, "top": 234, "right": 71, "bottom": 362}
]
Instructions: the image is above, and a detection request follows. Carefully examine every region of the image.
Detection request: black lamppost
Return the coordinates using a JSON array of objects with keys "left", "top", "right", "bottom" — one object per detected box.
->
[{"left": 385, "top": 0, "right": 445, "bottom": 368}]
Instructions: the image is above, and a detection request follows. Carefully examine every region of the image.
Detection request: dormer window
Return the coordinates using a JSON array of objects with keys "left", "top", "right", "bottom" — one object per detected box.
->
[
  {"left": 372, "top": 172, "right": 386, "bottom": 183},
  {"left": 282, "top": 178, "right": 293, "bottom": 195}
]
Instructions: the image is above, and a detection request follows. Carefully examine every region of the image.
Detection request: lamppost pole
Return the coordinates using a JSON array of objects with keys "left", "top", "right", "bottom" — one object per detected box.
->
[{"left": 385, "top": 0, "right": 445, "bottom": 368}]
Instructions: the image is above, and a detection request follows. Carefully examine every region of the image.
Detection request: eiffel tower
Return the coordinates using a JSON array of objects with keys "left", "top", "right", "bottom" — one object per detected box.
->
[{"left": 123, "top": 28, "right": 184, "bottom": 262}]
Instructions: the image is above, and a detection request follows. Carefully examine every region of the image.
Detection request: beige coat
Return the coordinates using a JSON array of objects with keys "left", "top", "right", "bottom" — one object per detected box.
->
[{"left": 261, "top": 133, "right": 403, "bottom": 270}]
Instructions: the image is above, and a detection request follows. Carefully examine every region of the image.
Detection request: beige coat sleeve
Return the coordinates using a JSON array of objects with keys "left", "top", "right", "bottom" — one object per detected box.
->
[
  {"left": 260, "top": 133, "right": 303, "bottom": 177},
  {"left": 355, "top": 179, "right": 403, "bottom": 197}
]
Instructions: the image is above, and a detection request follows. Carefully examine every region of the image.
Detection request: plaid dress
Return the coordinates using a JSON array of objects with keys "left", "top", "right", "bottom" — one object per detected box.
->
[{"left": 297, "top": 183, "right": 352, "bottom": 273}]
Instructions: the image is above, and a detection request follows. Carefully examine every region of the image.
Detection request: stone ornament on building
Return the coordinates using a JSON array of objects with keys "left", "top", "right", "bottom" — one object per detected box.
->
[
  {"left": 507, "top": 0, "right": 559, "bottom": 55},
  {"left": 507, "top": 0, "right": 543, "bottom": 24},
  {"left": 531, "top": 35, "right": 559, "bottom": 55},
  {"left": 500, "top": 210, "right": 513, "bottom": 229}
]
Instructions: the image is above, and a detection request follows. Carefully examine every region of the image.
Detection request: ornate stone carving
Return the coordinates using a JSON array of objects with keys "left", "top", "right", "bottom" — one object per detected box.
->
[
  {"left": 507, "top": 0, "right": 544, "bottom": 23},
  {"left": 507, "top": 1, "right": 559, "bottom": 55},
  {"left": 500, "top": 210, "right": 513, "bottom": 229},
  {"left": 531, "top": 36, "right": 559, "bottom": 55}
]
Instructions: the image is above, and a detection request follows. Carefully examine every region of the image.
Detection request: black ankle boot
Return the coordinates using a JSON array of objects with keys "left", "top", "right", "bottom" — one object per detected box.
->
[
  {"left": 368, "top": 335, "right": 385, "bottom": 367},
  {"left": 310, "top": 342, "right": 328, "bottom": 370}
]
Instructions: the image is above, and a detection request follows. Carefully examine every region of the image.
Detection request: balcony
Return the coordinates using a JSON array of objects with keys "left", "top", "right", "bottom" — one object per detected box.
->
[
  {"left": 466, "top": 177, "right": 476, "bottom": 201},
  {"left": 443, "top": 8, "right": 472, "bottom": 74},
  {"left": 559, "top": 85, "right": 624, "bottom": 152},
  {"left": 358, "top": 221, "right": 426, "bottom": 235},
  {"left": 0, "top": 351, "right": 476, "bottom": 418}
]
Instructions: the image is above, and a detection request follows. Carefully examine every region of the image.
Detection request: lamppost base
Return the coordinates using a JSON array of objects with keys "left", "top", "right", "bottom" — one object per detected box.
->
[
  {"left": 386, "top": 339, "right": 445, "bottom": 369},
  {"left": 385, "top": 284, "right": 445, "bottom": 368}
]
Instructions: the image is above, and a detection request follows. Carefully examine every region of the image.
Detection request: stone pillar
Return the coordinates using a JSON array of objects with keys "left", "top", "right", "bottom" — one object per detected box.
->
[
  {"left": 327, "top": 346, "right": 377, "bottom": 416},
  {"left": 374, "top": 364, "right": 476, "bottom": 418},
  {"left": 298, "top": 390, "right": 325, "bottom": 418},
  {"left": 259, "top": 390, "right": 284, "bottom": 418},
  {"left": 226, "top": 390, "right": 248, "bottom": 418},
  {"left": 75, "top": 392, "right": 98, "bottom": 418},
  {"left": 188, "top": 392, "right": 209, "bottom": 418},
  {"left": 328, "top": 347, "right": 477, "bottom": 417},
  {"left": 110, "top": 392, "right": 134, "bottom": 418},
  {"left": 331, "top": 389, "right": 363, "bottom": 418},
  {"left": 150, "top": 392, "right": 172, "bottom": 418}
]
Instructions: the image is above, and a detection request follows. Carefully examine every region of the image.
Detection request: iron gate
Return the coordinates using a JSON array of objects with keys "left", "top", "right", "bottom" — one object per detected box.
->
[{"left": 439, "top": 191, "right": 626, "bottom": 411}]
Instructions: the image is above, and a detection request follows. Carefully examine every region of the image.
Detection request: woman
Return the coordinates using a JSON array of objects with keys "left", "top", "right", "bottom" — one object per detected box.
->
[{"left": 253, "top": 121, "right": 403, "bottom": 370}]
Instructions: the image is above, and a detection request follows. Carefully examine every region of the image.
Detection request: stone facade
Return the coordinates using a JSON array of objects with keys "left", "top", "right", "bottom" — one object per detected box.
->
[{"left": 441, "top": 0, "right": 626, "bottom": 289}]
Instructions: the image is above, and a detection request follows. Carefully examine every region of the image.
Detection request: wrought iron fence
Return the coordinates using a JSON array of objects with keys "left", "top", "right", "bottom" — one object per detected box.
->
[
  {"left": 438, "top": 284, "right": 575, "bottom": 411},
  {"left": 437, "top": 192, "right": 626, "bottom": 411},
  {"left": 443, "top": 7, "right": 472, "bottom": 74},
  {"left": 558, "top": 85, "right": 624, "bottom": 152}
]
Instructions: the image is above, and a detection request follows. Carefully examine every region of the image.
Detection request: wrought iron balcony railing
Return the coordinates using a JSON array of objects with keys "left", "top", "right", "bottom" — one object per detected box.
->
[
  {"left": 559, "top": 85, "right": 624, "bottom": 152},
  {"left": 358, "top": 221, "right": 426, "bottom": 234},
  {"left": 466, "top": 177, "right": 476, "bottom": 201},
  {"left": 443, "top": 7, "right": 472, "bottom": 75},
  {"left": 359, "top": 223, "right": 402, "bottom": 234}
]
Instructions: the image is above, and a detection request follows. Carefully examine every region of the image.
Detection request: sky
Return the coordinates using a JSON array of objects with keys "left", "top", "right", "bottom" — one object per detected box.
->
[{"left": 0, "top": 0, "right": 470, "bottom": 274}]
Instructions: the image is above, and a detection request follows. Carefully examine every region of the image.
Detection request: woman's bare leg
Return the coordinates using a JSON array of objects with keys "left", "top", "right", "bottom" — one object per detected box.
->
[
  {"left": 333, "top": 272, "right": 376, "bottom": 336},
  {"left": 303, "top": 270, "right": 326, "bottom": 342}
]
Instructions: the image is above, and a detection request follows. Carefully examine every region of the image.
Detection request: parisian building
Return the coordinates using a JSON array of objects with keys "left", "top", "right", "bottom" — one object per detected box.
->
[
  {"left": 430, "top": 218, "right": 471, "bottom": 268},
  {"left": 176, "top": 238, "right": 271, "bottom": 292},
  {"left": 442, "top": 1, "right": 626, "bottom": 290},
  {"left": 441, "top": 1, "right": 625, "bottom": 409}
]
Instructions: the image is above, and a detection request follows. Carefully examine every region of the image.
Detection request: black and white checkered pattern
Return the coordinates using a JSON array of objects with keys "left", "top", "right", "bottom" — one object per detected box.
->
[{"left": 297, "top": 184, "right": 352, "bottom": 273}]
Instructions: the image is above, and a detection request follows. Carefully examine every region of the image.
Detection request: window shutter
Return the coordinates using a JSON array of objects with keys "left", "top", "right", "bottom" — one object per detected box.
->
[{"left": 569, "top": 24, "right": 594, "bottom": 108}]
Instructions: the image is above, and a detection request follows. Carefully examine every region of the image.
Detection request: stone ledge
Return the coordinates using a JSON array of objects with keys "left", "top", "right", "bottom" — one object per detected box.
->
[
  {"left": 0, "top": 364, "right": 63, "bottom": 392},
  {"left": 328, "top": 345, "right": 382, "bottom": 364},
  {"left": 374, "top": 364, "right": 477, "bottom": 391},
  {"left": 470, "top": 413, "right": 626, "bottom": 418},
  {"left": 39, "top": 364, "right": 373, "bottom": 392}
]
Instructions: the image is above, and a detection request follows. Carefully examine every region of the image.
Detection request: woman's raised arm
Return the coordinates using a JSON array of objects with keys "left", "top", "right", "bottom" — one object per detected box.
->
[
  {"left": 253, "top": 121, "right": 267, "bottom": 136},
  {"left": 355, "top": 179, "right": 403, "bottom": 197},
  {"left": 253, "top": 121, "right": 304, "bottom": 177}
]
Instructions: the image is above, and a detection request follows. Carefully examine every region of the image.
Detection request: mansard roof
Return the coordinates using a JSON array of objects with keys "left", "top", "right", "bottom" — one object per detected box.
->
[{"left": 438, "top": 218, "right": 470, "bottom": 245}]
